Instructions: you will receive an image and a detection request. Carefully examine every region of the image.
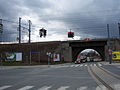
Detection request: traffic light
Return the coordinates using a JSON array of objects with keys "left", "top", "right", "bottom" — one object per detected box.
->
[
  {"left": 68, "top": 31, "right": 74, "bottom": 38},
  {"left": 39, "top": 30, "right": 42, "bottom": 37},
  {"left": 39, "top": 28, "right": 47, "bottom": 37},
  {"left": 118, "top": 23, "right": 120, "bottom": 30},
  {"left": 43, "top": 29, "right": 47, "bottom": 37},
  {"left": 0, "top": 23, "right": 3, "bottom": 33}
]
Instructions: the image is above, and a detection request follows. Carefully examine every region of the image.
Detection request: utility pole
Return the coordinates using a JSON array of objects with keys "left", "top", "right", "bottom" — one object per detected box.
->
[
  {"left": 118, "top": 23, "right": 120, "bottom": 39},
  {"left": 107, "top": 24, "right": 112, "bottom": 64},
  {"left": 19, "top": 17, "right": 21, "bottom": 43},
  {"left": 28, "top": 20, "right": 31, "bottom": 43},
  {"left": 28, "top": 20, "right": 31, "bottom": 65},
  {"left": 0, "top": 19, "right": 3, "bottom": 32}
]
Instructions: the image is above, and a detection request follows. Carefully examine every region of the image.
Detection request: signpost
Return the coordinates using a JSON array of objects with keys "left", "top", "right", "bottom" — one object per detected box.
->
[{"left": 47, "top": 52, "right": 51, "bottom": 66}]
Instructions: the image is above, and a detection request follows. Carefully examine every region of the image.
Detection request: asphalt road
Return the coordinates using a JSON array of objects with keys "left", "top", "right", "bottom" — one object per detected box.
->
[
  {"left": 0, "top": 62, "right": 115, "bottom": 90},
  {"left": 102, "top": 64, "right": 120, "bottom": 76}
]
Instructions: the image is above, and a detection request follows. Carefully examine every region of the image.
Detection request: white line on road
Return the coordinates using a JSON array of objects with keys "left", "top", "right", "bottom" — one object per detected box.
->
[
  {"left": 94, "top": 64, "right": 96, "bottom": 66},
  {"left": 80, "top": 64, "right": 83, "bottom": 67},
  {"left": 84, "top": 64, "right": 87, "bottom": 67},
  {"left": 96, "top": 85, "right": 107, "bottom": 90},
  {"left": 70, "top": 65, "right": 75, "bottom": 67},
  {"left": 0, "top": 85, "right": 12, "bottom": 90},
  {"left": 90, "top": 64, "right": 93, "bottom": 66},
  {"left": 98, "top": 63, "right": 102, "bottom": 67},
  {"left": 38, "top": 86, "right": 52, "bottom": 90},
  {"left": 75, "top": 65, "right": 79, "bottom": 67},
  {"left": 57, "top": 86, "right": 69, "bottom": 90},
  {"left": 77, "top": 86, "right": 87, "bottom": 90},
  {"left": 17, "top": 86, "right": 34, "bottom": 90}
]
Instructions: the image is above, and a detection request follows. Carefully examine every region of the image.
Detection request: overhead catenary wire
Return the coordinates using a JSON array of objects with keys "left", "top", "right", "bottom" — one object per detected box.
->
[{"left": 0, "top": 10, "right": 119, "bottom": 42}]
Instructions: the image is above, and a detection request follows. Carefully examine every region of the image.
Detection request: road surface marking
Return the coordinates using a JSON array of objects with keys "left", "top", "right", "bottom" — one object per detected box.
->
[
  {"left": 57, "top": 86, "right": 69, "bottom": 90},
  {"left": 90, "top": 64, "right": 93, "bottom": 66},
  {"left": 84, "top": 64, "right": 87, "bottom": 66},
  {"left": 70, "top": 65, "right": 75, "bottom": 67},
  {"left": 80, "top": 64, "right": 83, "bottom": 67},
  {"left": 75, "top": 65, "right": 79, "bottom": 67},
  {"left": 98, "top": 63, "right": 102, "bottom": 67},
  {"left": 94, "top": 64, "right": 96, "bottom": 66},
  {"left": 96, "top": 85, "right": 107, "bottom": 90},
  {"left": 77, "top": 86, "right": 87, "bottom": 90},
  {"left": 0, "top": 85, "right": 12, "bottom": 90},
  {"left": 17, "top": 86, "right": 34, "bottom": 90},
  {"left": 38, "top": 86, "right": 52, "bottom": 90}
]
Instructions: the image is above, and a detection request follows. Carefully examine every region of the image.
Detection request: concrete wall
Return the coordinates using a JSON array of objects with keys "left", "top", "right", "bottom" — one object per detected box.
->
[
  {"left": 61, "top": 42, "right": 72, "bottom": 62},
  {"left": 0, "top": 42, "right": 61, "bottom": 64}
]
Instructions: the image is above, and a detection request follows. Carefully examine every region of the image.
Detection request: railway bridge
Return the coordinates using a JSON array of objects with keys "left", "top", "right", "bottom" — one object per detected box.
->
[{"left": 0, "top": 39, "right": 119, "bottom": 63}]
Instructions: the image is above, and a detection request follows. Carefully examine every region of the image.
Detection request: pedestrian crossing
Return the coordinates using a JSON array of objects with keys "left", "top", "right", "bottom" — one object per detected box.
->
[
  {"left": 0, "top": 85, "right": 12, "bottom": 90},
  {"left": 17, "top": 86, "right": 34, "bottom": 90},
  {"left": 0, "top": 85, "right": 108, "bottom": 90},
  {"left": 1, "top": 84, "right": 120, "bottom": 90},
  {"left": 60, "top": 63, "right": 103, "bottom": 68}
]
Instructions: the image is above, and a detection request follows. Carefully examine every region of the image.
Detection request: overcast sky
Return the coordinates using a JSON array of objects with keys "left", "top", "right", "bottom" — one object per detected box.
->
[{"left": 0, "top": 0, "right": 120, "bottom": 42}]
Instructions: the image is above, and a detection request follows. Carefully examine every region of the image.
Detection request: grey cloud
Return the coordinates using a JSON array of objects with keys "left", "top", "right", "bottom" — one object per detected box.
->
[
  {"left": 22, "top": 0, "right": 53, "bottom": 14},
  {"left": 0, "top": 0, "right": 120, "bottom": 42},
  {"left": 23, "top": 0, "right": 52, "bottom": 8},
  {"left": 0, "top": 0, "right": 23, "bottom": 19}
]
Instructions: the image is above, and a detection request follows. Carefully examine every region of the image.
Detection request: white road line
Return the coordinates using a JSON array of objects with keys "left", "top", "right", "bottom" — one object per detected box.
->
[
  {"left": 70, "top": 65, "right": 75, "bottom": 67},
  {"left": 90, "top": 64, "right": 93, "bottom": 66},
  {"left": 80, "top": 64, "right": 83, "bottom": 67},
  {"left": 57, "top": 86, "right": 69, "bottom": 90},
  {"left": 17, "top": 86, "right": 34, "bottom": 90},
  {"left": 84, "top": 64, "right": 87, "bottom": 67},
  {"left": 75, "top": 65, "right": 79, "bottom": 67},
  {"left": 38, "top": 86, "right": 52, "bottom": 90},
  {"left": 98, "top": 63, "right": 102, "bottom": 67},
  {"left": 94, "top": 64, "right": 96, "bottom": 66},
  {"left": 77, "top": 86, "right": 87, "bottom": 90},
  {"left": 0, "top": 85, "right": 12, "bottom": 90},
  {"left": 96, "top": 85, "right": 107, "bottom": 90}
]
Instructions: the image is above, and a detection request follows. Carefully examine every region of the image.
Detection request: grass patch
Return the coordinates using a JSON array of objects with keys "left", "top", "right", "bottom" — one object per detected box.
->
[{"left": 0, "top": 62, "right": 30, "bottom": 66}]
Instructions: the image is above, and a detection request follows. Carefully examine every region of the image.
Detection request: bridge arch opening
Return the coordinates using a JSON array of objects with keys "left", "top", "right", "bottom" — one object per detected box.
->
[{"left": 75, "top": 49, "right": 102, "bottom": 62}]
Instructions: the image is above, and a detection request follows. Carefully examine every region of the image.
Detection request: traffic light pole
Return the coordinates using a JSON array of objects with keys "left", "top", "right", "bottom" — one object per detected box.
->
[
  {"left": 107, "top": 24, "right": 112, "bottom": 64},
  {"left": 28, "top": 20, "right": 31, "bottom": 43},
  {"left": 118, "top": 23, "right": 120, "bottom": 39},
  {"left": 19, "top": 18, "right": 21, "bottom": 43},
  {"left": 28, "top": 20, "right": 32, "bottom": 64}
]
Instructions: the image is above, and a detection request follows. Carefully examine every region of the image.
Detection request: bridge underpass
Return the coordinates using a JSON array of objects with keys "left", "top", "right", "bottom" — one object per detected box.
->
[{"left": 69, "top": 40, "right": 107, "bottom": 62}]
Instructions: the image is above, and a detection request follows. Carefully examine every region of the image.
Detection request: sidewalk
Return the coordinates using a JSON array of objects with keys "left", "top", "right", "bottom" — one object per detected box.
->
[
  {"left": 91, "top": 66, "right": 120, "bottom": 90},
  {"left": 100, "top": 61, "right": 120, "bottom": 65},
  {"left": 0, "top": 63, "right": 71, "bottom": 70},
  {"left": 0, "top": 65, "right": 50, "bottom": 70}
]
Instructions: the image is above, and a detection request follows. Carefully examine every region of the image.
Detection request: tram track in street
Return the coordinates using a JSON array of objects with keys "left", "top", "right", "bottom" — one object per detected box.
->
[{"left": 88, "top": 65, "right": 120, "bottom": 90}]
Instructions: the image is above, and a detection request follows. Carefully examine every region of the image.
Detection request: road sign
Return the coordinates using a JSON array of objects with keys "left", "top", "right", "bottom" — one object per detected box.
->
[
  {"left": 112, "top": 51, "right": 120, "bottom": 60},
  {"left": 31, "top": 51, "right": 40, "bottom": 54}
]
